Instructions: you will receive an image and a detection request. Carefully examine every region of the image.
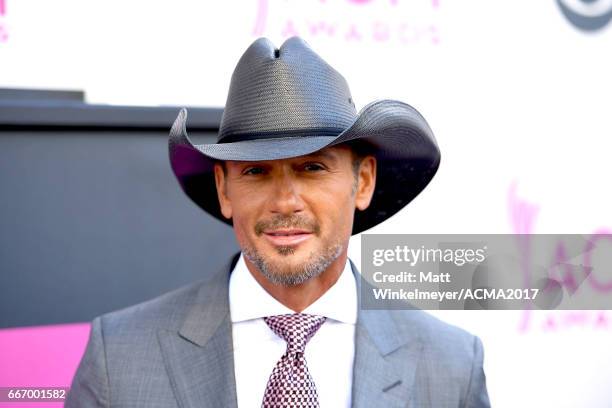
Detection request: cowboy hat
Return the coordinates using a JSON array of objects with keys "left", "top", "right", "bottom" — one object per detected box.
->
[{"left": 169, "top": 36, "right": 440, "bottom": 234}]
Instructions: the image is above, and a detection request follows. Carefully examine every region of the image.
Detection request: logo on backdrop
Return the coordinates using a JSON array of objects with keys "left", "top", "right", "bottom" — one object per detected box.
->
[
  {"left": 252, "top": 0, "right": 441, "bottom": 46},
  {"left": 556, "top": 0, "right": 612, "bottom": 31}
]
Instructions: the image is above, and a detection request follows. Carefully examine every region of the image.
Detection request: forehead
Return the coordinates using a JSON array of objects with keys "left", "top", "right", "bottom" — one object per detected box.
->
[{"left": 225, "top": 145, "right": 354, "bottom": 166}]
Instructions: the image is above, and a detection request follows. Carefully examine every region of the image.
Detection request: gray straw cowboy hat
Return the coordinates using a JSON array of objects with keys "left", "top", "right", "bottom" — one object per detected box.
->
[{"left": 169, "top": 36, "right": 440, "bottom": 234}]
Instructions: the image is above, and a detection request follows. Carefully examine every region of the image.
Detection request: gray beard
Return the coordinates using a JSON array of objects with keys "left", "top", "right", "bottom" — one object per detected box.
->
[{"left": 243, "top": 242, "right": 344, "bottom": 286}]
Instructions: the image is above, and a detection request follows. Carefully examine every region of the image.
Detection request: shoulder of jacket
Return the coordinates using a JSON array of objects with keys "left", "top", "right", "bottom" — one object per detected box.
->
[{"left": 95, "top": 278, "right": 207, "bottom": 336}]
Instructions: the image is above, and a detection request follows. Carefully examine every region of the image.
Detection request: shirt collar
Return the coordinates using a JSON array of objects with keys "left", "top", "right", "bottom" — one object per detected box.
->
[{"left": 229, "top": 252, "right": 357, "bottom": 324}]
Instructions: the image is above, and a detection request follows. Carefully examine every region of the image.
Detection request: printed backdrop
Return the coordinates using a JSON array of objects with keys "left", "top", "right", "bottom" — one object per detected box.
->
[{"left": 1, "top": 1, "right": 611, "bottom": 406}]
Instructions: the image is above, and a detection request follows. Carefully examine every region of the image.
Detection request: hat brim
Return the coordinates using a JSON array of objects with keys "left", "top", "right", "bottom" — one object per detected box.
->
[{"left": 169, "top": 99, "right": 441, "bottom": 234}]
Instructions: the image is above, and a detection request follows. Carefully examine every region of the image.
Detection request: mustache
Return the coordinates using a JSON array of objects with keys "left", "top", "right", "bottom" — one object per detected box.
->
[{"left": 254, "top": 214, "right": 321, "bottom": 236}]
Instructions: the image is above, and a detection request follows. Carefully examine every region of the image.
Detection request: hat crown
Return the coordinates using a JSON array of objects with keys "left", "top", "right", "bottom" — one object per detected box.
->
[{"left": 218, "top": 37, "right": 357, "bottom": 143}]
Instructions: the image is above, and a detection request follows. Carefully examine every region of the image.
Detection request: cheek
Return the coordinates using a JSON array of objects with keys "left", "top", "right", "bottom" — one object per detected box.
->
[
  {"left": 317, "top": 192, "right": 355, "bottom": 232},
  {"left": 231, "top": 217, "right": 257, "bottom": 253},
  {"left": 226, "top": 198, "right": 256, "bottom": 240}
]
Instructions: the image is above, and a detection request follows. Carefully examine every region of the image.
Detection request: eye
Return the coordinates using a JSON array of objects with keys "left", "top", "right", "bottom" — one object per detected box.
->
[
  {"left": 243, "top": 166, "right": 266, "bottom": 175},
  {"left": 303, "top": 163, "right": 325, "bottom": 172}
]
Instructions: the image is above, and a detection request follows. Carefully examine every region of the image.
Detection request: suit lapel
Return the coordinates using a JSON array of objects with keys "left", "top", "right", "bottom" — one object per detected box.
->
[
  {"left": 350, "top": 260, "right": 424, "bottom": 408},
  {"left": 157, "top": 254, "right": 240, "bottom": 408}
]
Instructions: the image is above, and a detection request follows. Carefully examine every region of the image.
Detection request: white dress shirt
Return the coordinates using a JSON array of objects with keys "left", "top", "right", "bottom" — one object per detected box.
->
[{"left": 229, "top": 253, "right": 357, "bottom": 408}]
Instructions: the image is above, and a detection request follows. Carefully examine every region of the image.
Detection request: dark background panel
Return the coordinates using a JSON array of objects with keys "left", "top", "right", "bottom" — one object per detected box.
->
[{"left": 0, "top": 96, "right": 237, "bottom": 328}]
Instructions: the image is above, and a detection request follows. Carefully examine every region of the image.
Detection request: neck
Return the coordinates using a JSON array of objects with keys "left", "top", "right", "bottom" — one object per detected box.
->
[{"left": 244, "top": 249, "right": 348, "bottom": 312}]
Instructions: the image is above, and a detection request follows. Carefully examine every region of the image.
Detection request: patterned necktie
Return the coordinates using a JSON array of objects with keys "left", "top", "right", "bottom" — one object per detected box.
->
[{"left": 262, "top": 313, "right": 326, "bottom": 408}]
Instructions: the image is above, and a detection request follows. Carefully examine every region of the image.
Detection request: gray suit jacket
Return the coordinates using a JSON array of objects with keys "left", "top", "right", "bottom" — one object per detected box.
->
[{"left": 66, "top": 253, "right": 490, "bottom": 407}]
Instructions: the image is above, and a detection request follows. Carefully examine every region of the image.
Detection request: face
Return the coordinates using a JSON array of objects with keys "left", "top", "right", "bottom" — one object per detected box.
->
[{"left": 213, "top": 145, "right": 376, "bottom": 286}]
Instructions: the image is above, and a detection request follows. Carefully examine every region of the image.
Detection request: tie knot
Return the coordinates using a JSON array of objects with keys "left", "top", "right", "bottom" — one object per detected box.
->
[{"left": 264, "top": 313, "right": 326, "bottom": 354}]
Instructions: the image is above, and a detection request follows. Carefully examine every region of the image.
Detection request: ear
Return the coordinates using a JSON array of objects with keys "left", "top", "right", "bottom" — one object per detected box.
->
[
  {"left": 355, "top": 155, "right": 377, "bottom": 211},
  {"left": 213, "top": 162, "right": 233, "bottom": 219}
]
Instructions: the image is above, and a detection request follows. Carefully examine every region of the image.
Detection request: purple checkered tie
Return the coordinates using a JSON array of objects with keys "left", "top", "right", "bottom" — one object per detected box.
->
[{"left": 262, "top": 313, "right": 326, "bottom": 408}]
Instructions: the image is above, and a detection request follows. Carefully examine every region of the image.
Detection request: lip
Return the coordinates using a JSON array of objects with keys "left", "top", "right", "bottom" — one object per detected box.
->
[{"left": 263, "top": 229, "right": 313, "bottom": 247}]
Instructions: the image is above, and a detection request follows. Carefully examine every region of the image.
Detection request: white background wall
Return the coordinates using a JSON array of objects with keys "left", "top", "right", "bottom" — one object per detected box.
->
[{"left": 2, "top": 0, "right": 611, "bottom": 406}]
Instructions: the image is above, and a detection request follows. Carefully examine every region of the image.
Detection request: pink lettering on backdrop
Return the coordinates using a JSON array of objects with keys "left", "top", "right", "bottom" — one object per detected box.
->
[
  {"left": 252, "top": 0, "right": 268, "bottom": 36},
  {"left": 345, "top": 23, "right": 363, "bottom": 41},
  {"left": 281, "top": 20, "right": 299, "bottom": 38},
  {"left": 508, "top": 181, "right": 611, "bottom": 333},
  {"left": 347, "top": 0, "right": 440, "bottom": 6},
  {"left": 373, "top": 21, "right": 390, "bottom": 41},
  {"left": 584, "top": 229, "right": 612, "bottom": 291},
  {"left": 508, "top": 181, "right": 540, "bottom": 235},
  {"left": 252, "top": 0, "right": 441, "bottom": 46},
  {"left": 548, "top": 242, "right": 582, "bottom": 295},
  {"left": 308, "top": 21, "right": 337, "bottom": 36},
  {"left": 0, "top": 0, "right": 7, "bottom": 43},
  {"left": 508, "top": 181, "right": 538, "bottom": 332}
]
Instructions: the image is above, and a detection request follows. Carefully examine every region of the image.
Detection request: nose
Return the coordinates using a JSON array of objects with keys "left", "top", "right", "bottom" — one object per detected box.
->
[{"left": 268, "top": 170, "right": 305, "bottom": 215}]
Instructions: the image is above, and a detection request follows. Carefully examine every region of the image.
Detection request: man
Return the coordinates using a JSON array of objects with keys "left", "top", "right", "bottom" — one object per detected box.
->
[{"left": 67, "top": 37, "right": 490, "bottom": 407}]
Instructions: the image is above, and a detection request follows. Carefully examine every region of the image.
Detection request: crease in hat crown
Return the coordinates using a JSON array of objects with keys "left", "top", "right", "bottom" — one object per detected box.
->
[{"left": 218, "top": 36, "right": 358, "bottom": 144}]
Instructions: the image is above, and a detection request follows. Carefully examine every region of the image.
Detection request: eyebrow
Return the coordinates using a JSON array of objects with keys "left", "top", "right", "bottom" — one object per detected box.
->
[
  {"left": 301, "top": 150, "right": 338, "bottom": 162},
  {"left": 230, "top": 149, "right": 339, "bottom": 168}
]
